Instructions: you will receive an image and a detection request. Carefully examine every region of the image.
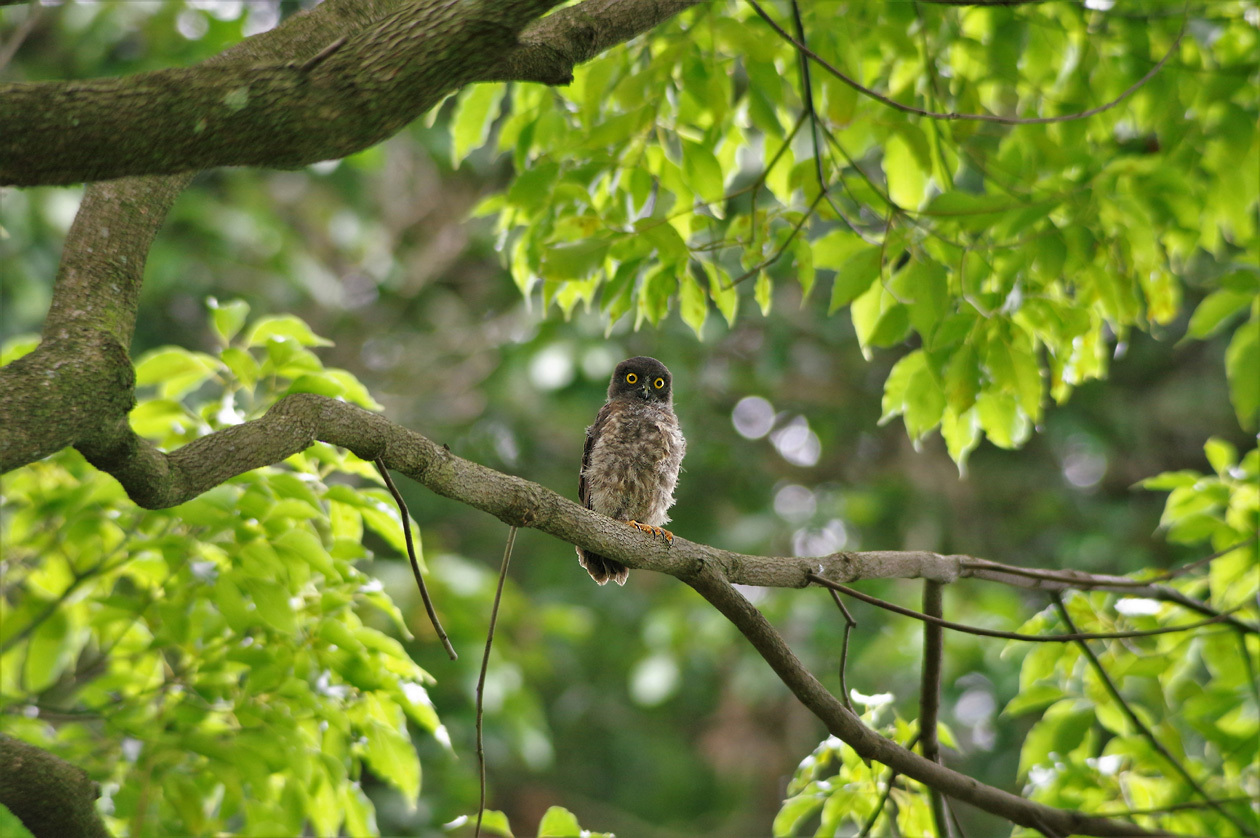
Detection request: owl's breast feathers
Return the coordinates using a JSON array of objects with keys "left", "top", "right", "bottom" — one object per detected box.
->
[{"left": 580, "top": 399, "right": 686, "bottom": 528}]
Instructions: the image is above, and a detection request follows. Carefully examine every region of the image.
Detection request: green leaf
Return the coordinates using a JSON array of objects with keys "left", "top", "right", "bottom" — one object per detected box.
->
[
  {"left": 706, "top": 264, "right": 738, "bottom": 327},
  {"left": 506, "top": 161, "right": 560, "bottom": 213},
  {"left": 286, "top": 372, "right": 345, "bottom": 399},
  {"left": 828, "top": 246, "right": 883, "bottom": 314},
  {"left": 541, "top": 239, "right": 610, "bottom": 281},
  {"left": 881, "top": 350, "right": 944, "bottom": 440},
  {"left": 852, "top": 279, "right": 910, "bottom": 351},
  {"left": 679, "top": 273, "right": 708, "bottom": 338},
  {"left": 772, "top": 793, "right": 824, "bottom": 838},
  {"left": 451, "top": 83, "right": 506, "bottom": 168},
  {"left": 811, "top": 229, "right": 866, "bottom": 270},
  {"left": 976, "top": 391, "right": 1029, "bottom": 449},
  {"left": 129, "top": 399, "right": 192, "bottom": 439},
  {"left": 208, "top": 297, "right": 250, "bottom": 345},
  {"left": 1225, "top": 317, "right": 1259, "bottom": 429},
  {"left": 793, "top": 236, "right": 816, "bottom": 300},
  {"left": 942, "top": 406, "right": 981, "bottom": 473},
  {"left": 1002, "top": 684, "right": 1065, "bottom": 717},
  {"left": 342, "top": 782, "right": 378, "bottom": 837},
  {"left": 477, "top": 810, "right": 514, "bottom": 837},
  {"left": 274, "top": 529, "right": 338, "bottom": 579},
  {"left": 884, "top": 125, "right": 930, "bottom": 209},
  {"left": 944, "top": 341, "right": 981, "bottom": 413},
  {"left": 923, "top": 191, "right": 1017, "bottom": 231},
  {"left": 221, "top": 346, "right": 259, "bottom": 389},
  {"left": 755, "top": 271, "right": 773, "bottom": 316},
  {"left": 1186, "top": 289, "right": 1253, "bottom": 339},
  {"left": 900, "top": 259, "right": 948, "bottom": 345},
  {"left": 681, "top": 140, "right": 725, "bottom": 201},
  {"left": 23, "top": 609, "right": 77, "bottom": 693},
  {"left": 1138, "top": 470, "right": 1201, "bottom": 491},
  {"left": 1204, "top": 437, "right": 1237, "bottom": 476},
  {"left": 537, "top": 805, "right": 582, "bottom": 837},
  {"left": 243, "top": 315, "right": 334, "bottom": 349},
  {"left": 362, "top": 696, "right": 421, "bottom": 800},
  {"left": 134, "top": 347, "right": 222, "bottom": 400},
  {"left": 637, "top": 220, "right": 689, "bottom": 263},
  {"left": 242, "top": 578, "right": 297, "bottom": 634}
]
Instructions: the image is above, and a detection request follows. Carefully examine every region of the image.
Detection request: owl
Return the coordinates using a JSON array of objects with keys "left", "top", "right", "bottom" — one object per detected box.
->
[{"left": 577, "top": 356, "right": 686, "bottom": 585}]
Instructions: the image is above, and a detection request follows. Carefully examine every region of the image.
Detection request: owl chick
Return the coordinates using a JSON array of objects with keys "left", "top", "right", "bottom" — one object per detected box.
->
[{"left": 577, "top": 356, "right": 686, "bottom": 585}]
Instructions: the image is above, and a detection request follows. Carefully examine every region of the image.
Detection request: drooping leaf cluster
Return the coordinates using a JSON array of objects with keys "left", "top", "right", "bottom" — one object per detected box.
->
[
  {"left": 457, "top": 0, "right": 1259, "bottom": 466},
  {"left": 0, "top": 305, "right": 438, "bottom": 837}
]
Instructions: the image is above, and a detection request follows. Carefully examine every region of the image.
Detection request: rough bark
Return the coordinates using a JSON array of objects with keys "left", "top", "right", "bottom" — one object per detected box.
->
[
  {"left": 0, "top": 734, "right": 110, "bottom": 838},
  {"left": 0, "top": 0, "right": 706, "bottom": 186}
]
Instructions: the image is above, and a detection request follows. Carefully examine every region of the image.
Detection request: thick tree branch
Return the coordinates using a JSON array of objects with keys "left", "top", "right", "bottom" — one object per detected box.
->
[
  {"left": 0, "top": 0, "right": 704, "bottom": 475},
  {"left": 0, "top": 0, "right": 703, "bottom": 185},
  {"left": 478, "top": 0, "right": 708, "bottom": 84},
  {"left": 1, "top": 0, "right": 561, "bottom": 185},
  {"left": 0, "top": 733, "right": 110, "bottom": 838}
]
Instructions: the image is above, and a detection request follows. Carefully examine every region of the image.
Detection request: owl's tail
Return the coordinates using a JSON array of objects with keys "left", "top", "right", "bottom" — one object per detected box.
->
[{"left": 576, "top": 547, "right": 629, "bottom": 586}]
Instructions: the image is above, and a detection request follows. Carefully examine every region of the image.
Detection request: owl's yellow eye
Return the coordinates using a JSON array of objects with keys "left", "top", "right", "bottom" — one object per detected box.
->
[
  {"left": 625, "top": 372, "right": 638, "bottom": 384},
  {"left": 654, "top": 377, "right": 665, "bottom": 389}
]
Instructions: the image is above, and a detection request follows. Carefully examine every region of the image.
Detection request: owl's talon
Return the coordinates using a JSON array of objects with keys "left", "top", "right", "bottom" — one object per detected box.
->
[{"left": 627, "top": 520, "right": 674, "bottom": 545}]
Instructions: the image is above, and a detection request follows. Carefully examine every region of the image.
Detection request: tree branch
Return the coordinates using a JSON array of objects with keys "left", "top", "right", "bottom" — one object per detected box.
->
[
  {"left": 477, "top": 0, "right": 708, "bottom": 84},
  {"left": 0, "top": 0, "right": 704, "bottom": 186},
  {"left": 685, "top": 568, "right": 1173, "bottom": 838},
  {"left": 0, "top": 733, "right": 110, "bottom": 838},
  {"left": 2, "top": 388, "right": 1224, "bottom": 836},
  {"left": 919, "top": 581, "right": 952, "bottom": 838},
  {"left": 0, "top": 0, "right": 706, "bottom": 474}
]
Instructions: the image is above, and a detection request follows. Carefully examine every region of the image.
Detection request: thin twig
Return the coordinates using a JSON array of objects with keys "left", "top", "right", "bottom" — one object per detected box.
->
[
  {"left": 807, "top": 573, "right": 1245, "bottom": 642},
  {"left": 1153, "top": 540, "right": 1254, "bottom": 580},
  {"left": 730, "top": 188, "right": 827, "bottom": 286},
  {"left": 787, "top": 0, "right": 864, "bottom": 237},
  {"left": 375, "top": 458, "right": 457, "bottom": 660},
  {"left": 1050, "top": 593, "right": 1249, "bottom": 833},
  {"left": 825, "top": 587, "right": 859, "bottom": 714},
  {"left": 919, "top": 581, "right": 952, "bottom": 838},
  {"left": 475, "top": 525, "right": 517, "bottom": 838},
  {"left": 961, "top": 556, "right": 1259, "bottom": 634},
  {"left": 745, "top": 0, "right": 1187, "bottom": 125}
]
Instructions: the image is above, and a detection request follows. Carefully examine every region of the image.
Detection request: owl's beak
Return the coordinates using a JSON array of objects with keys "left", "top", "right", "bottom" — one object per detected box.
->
[{"left": 639, "top": 384, "right": 652, "bottom": 401}]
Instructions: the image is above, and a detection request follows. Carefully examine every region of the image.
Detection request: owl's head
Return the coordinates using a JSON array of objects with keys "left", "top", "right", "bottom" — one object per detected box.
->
[{"left": 608, "top": 356, "right": 673, "bottom": 405}]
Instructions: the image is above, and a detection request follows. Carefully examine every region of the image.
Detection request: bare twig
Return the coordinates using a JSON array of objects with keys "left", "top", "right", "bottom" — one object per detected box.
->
[
  {"left": 376, "top": 458, "right": 457, "bottom": 660},
  {"left": 474, "top": 526, "right": 517, "bottom": 838},
  {"left": 730, "top": 188, "right": 827, "bottom": 286},
  {"left": 824, "top": 587, "right": 859, "bottom": 715},
  {"left": 808, "top": 574, "right": 1246, "bottom": 642}
]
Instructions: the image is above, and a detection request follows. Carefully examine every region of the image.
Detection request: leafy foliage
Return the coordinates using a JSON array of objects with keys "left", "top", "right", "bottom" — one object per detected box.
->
[
  {"left": 0, "top": 305, "right": 439, "bottom": 837},
  {"left": 775, "top": 694, "right": 948, "bottom": 837},
  {"left": 1001, "top": 438, "right": 1260, "bottom": 837},
  {"left": 4, "top": 0, "right": 1259, "bottom": 835},
  {"left": 460, "top": 0, "right": 1258, "bottom": 467}
]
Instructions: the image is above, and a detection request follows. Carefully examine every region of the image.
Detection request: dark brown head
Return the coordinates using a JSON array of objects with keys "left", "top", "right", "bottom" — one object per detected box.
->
[{"left": 607, "top": 356, "right": 673, "bottom": 406}]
